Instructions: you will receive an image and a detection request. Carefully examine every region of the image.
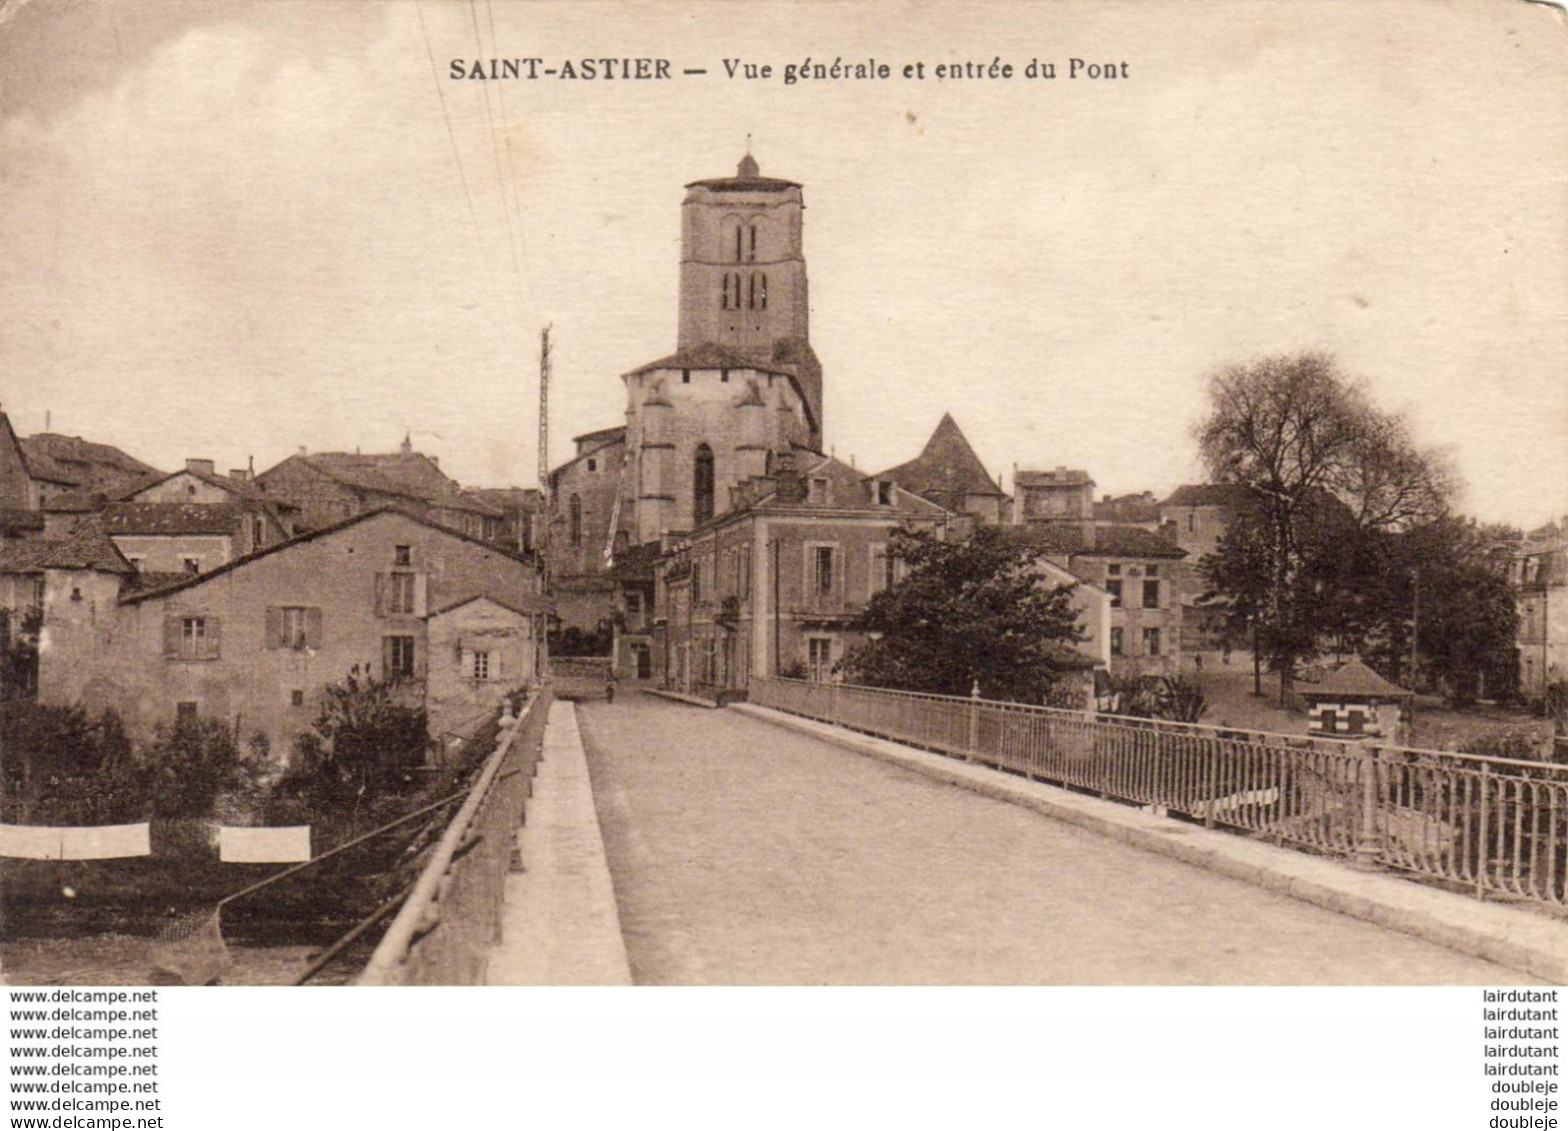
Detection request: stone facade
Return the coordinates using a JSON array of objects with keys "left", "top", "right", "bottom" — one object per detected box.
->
[
  {"left": 80, "top": 510, "right": 542, "bottom": 761},
  {"left": 1515, "top": 528, "right": 1568, "bottom": 700},
  {"left": 425, "top": 596, "right": 538, "bottom": 738}
]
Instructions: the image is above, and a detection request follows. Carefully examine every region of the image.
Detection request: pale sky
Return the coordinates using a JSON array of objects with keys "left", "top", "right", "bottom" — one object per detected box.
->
[{"left": 0, "top": 0, "right": 1563, "bottom": 526}]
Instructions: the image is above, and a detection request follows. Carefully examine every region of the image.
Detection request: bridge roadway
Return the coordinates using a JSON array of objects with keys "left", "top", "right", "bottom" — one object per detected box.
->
[{"left": 576, "top": 691, "right": 1531, "bottom": 985}]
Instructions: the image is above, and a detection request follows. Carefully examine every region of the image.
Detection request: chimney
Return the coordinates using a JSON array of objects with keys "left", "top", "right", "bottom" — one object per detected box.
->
[
  {"left": 773, "top": 448, "right": 808, "bottom": 505},
  {"left": 298, "top": 445, "right": 307, "bottom": 457},
  {"left": 228, "top": 468, "right": 250, "bottom": 483},
  {"left": 400, "top": 432, "right": 413, "bottom": 457},
  {"left": 185, "top": 458, "right": 216, "bottom": 477}
]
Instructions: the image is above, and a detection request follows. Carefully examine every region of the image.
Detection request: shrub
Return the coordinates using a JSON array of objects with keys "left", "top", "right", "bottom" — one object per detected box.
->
[{"left": 279, "top": 671, "right": 428, "bottom": 823}]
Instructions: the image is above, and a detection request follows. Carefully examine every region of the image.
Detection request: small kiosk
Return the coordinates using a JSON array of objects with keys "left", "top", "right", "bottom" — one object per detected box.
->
[{"left": 1301, "top": 656, "right": 1411, "bottom": 739}]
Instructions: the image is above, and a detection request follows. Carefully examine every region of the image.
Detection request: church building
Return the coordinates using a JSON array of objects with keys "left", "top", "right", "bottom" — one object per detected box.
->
[{"left": 546, "top": 154, "right": 829, "bottom": 671}]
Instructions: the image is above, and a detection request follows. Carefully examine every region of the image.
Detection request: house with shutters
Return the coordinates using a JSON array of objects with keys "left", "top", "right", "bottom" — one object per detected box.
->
[{"left": 62, "top": 508, "right": 545, "bottom": 760}]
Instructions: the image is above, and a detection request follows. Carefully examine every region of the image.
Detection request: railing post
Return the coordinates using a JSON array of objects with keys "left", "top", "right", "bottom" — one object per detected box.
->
[
  {"left": 1476, "top": 760, "right": 1491, "bottom": 900},
  {"left": 966, "top": 680, "right": 980, "bottom": 762},
  {"left": 1353, "top": 739, "right": 1383, "bottom": 868},
  {"left": 831, "top": 678, "right": 841, "bottom": 726}
]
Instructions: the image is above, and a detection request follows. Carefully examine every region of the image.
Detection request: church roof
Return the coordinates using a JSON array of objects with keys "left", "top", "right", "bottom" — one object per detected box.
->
[
  {"left": 1305, "top": 656, "right": 1409, "bottom": 701},
  {"left": 878, "top": 413, "right": 1007, "bottom": 503},
  {"left": 685, "top": 155, "right": 800, "bottom": 193},
  {"left": 624, "top": 343, "right": 796, "bottom": 381}
]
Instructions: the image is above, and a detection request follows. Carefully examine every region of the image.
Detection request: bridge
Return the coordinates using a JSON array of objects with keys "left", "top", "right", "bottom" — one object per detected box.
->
[{"left": 356, "top": 683, "right": 1568, "bottom": 986}]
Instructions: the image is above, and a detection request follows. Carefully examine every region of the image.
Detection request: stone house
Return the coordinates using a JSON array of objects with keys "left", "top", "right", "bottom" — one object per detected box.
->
[
  {"left": 1513, "top": 524, "right": 1568, "bottom": 700},
  {"left": 67, "top": 509, "right": 544, "bottom": 762},
  {"left": 1159, "top": 483, "right": 1260, "bottom": 653},
  {"left": 0, "top": 410, "right": 160, "bottom": 512},
  {"left": 255, "top": 437, "right": 505, "bottom": 541},
  {"left": 0, "top": 525, "right": 134, "bottom": 700},
  {"left": 654, "top": 450, "right": 953, "bottom": 697},
  {"left": 1006, "top": 523, "right": 1187, "bottom": 678},
  {"left": 1012, "top": 467, "right": 1095, "bottom": 525}
]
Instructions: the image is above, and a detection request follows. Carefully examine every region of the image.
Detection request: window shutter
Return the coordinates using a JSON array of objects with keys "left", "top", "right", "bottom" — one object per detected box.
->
[
  {"left": 382, "top": 635, "right": 394, "bottom": 679},
  {"left": 205, "top": 617, "right": 221, "bottom": 659},
  {"left": 265, "top": 607, "right": 283, "bottom": 650},
  {"left": 374, "top": 573, "right": 386, "bottom": 617},
  {"left": 413, "top": 573, "right": 428, "bottom": 618},
  {"left": 163, "top": 616, "right": 180, "bottom": 658},
  {"left": 305, "top": 607, "right": 323, "bottom": 650}
]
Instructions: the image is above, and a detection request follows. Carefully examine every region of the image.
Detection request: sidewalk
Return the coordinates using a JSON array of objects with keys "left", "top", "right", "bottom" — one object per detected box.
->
[
  {"left": 732, "top": 703, "right": 1568, "bottom": 984},
  {"left": 486, "top": 701, "right": 632, "bottom": 986}
]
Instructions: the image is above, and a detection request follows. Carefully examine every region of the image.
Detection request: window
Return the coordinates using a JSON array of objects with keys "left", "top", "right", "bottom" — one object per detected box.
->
[
  {"left": 166, "top": 615, "right": 220, "bottom": 660},
  {"left": 808, "top": 637, "right": 833, "bottom": 682},
  {"left": 269, "top": 606, "right": 321, "bottom": 650},
  {"left": 721, "top": 272, "right": 741, "bottom": 310},
  {"left": 252, "top": 518, "right": 265, "bottom": 547},
  {"left": 748, "top": 221, "right": 759, "bottom": 262},
  {"left": 70, "top": 586, "right": 82, "bottom": 602},
  {"left": 738, "top": 553, "right": 751, "bottom": 601},
  {"left": 813, "top": 545, "right": 835, "bottom": 597},
  {"left": 1146, "top": 565, "right": 1159, "bottom": 578},
  {"left": 183, "top": 557, "right": 201, "bottom": 575},
  {"left": 29, "top": 576, "right": 43, "bottom": 613},
  {"left": 681, "top": 368, "right": 691, "bottom": 384},
  {"left": 176, "top": 701, "right": 199, "bottom": 727},
  {"left": 1142, "top": 580, "right": 1160, "bottom": 609},
  {"left": 385, "top": 635, "right": 416, "bottom": 680},
  {"left": 587, "top": 458, "right": 597, "bottom": 472},
  {"left": 733, "top": 221, "right": 744, "bottom": 262},
  {"left": 290, "top": 689, "right": 305, "bottom": 708},
  {"left": 472, "top": 650, "right": 491, "bottom": 681},
  {"left": 1110, "top": 627, "right": 1124, "bottom": 655},
  {"left": 877, "top": 481, "right": 893, "bottom": 506},
  {"left": 389, "top": 573, "right": 416, "bottom": 615},
  {"left": 1106, "top": 579, "right": 1122, "bottom": 608},
  {"left": 748, "top": 272, "right": 768, "bottom": 310},
  {"left": 625, "top": 591, "right": 642, "bottom": 626},
  {"left": 1143, "top": 628, "right": 1161, "bottom": 657},
  {"left": 869, "top": 543, "right": 893, "bottom": 596},
  {"left": 809, "top": 477, "right": 829, "bottom": 505},
  {"left": 693, "top": 443, "right": 715, "bottom": 526},
  {"left": 692, "top": 556, "right": 702, "bottom": 603},
  {"left": 569, "top": 494, "right": 582, "bottom": 547},
  {"left": 1107, "top": 563, "right": 1122, "bottom": 575}
]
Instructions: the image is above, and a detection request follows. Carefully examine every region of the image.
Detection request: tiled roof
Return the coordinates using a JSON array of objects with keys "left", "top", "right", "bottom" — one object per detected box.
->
[
  {"left": 878, "top": 413, "right": 1006, "bottom": 504},
  {"left": 0, "top": 525, "right": 132, "bottom": 574},
  {"left": 1093, "top": 494, "right": 1161, "bottom": 524},
  {"left": 1161, "top": 483, "right": 1259, "bottom": 509},
  {"left": 1005, "top": 523, "right": 1187, "bottom": 560},
  {"left": 100, "top": 502, "right": 244, "bottom": 536},
  {"left": 1015, "top": 468, "right": 1093, "bottom": 488},
  {"left": 426, "top": 590, "right": 553, "bottom": 618},
  {"left": 0, "top": 508, "right": 45, "bottom": 533},
  {"left": 278, "top": 452, "right": 502, "bottom": 517},
  {"left": 18, "top": 433, "right": 159, "bottom": 491},
  {"left": 118, "top": 505, "right": 532, "bottom": 605},
  {"left": 1306, "top": 656, "right": 1409, "bottom": 700},
  {"left": 624, "top": 343, "right": 795, "bottom": 380}
]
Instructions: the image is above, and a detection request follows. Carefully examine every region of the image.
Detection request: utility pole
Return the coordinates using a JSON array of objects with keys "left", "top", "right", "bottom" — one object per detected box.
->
[{"left": 538, "top": 325, "right": 552, "bottom": 666}]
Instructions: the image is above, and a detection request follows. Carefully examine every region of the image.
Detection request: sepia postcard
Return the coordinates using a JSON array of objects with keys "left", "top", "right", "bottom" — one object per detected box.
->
[{"left": 0, "top": 0, "right": 1565, "bottom": 1117}]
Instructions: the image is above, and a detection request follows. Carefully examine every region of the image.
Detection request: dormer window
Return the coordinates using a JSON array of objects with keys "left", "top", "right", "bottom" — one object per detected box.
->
[
  {"left": 808, "top": 477, "right": 829, "bottom": 505},
  {"left": 876, "top": 481, "right": 893, "bottom": 506}
]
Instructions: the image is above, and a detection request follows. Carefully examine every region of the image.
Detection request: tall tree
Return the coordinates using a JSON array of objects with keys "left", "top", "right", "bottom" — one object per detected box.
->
[
  {"left": 839, "top": 526, "right": 1087, "bottom": 702},
  {"left": 1196, "top": 352, "right": 1453, "bottom": 703}
]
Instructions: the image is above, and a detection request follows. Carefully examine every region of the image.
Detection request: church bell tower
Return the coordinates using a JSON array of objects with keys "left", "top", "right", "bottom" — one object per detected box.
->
[{"left": 675, "top": 153, "right": 822, "bottom": 447}]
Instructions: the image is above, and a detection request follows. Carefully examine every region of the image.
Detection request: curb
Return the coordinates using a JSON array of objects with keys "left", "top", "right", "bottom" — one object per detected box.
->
[
  {"left": 732, "top": 703, "right": 1568, "bottom": 984},
  {"left": 487, "top": 701, "right": 633, "bottom": 986}
]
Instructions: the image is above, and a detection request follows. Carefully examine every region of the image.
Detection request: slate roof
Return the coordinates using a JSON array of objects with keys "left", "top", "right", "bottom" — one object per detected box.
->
[
  {"left": 878, "top": 413, "right": 1007, "bottom": 506},
  {"left": 100, "top": 502, "right": 245, "bottom": 537},
  {"left": 1004, "top": 523, "right": 1187, "bottom": 560},
  {"left": 0, "top": 525, "right": 132, "bottom": 574},
  {"left": 1305, "top": 656, "right": 1409, "bottom": 701}
]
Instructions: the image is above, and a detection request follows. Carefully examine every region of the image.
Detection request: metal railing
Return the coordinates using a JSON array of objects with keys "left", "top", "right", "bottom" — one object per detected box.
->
[
  {"left": 356, "top": 685, "right": 553, "bottom": 984},
  {"left": 750, "top": 677, "right": 1568, "bottom": 909}
]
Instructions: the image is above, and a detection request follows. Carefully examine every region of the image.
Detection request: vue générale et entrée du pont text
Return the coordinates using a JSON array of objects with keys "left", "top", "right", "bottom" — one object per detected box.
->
[{"left": 448, "top": 57, "right": 1131, "bottom": 83}]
